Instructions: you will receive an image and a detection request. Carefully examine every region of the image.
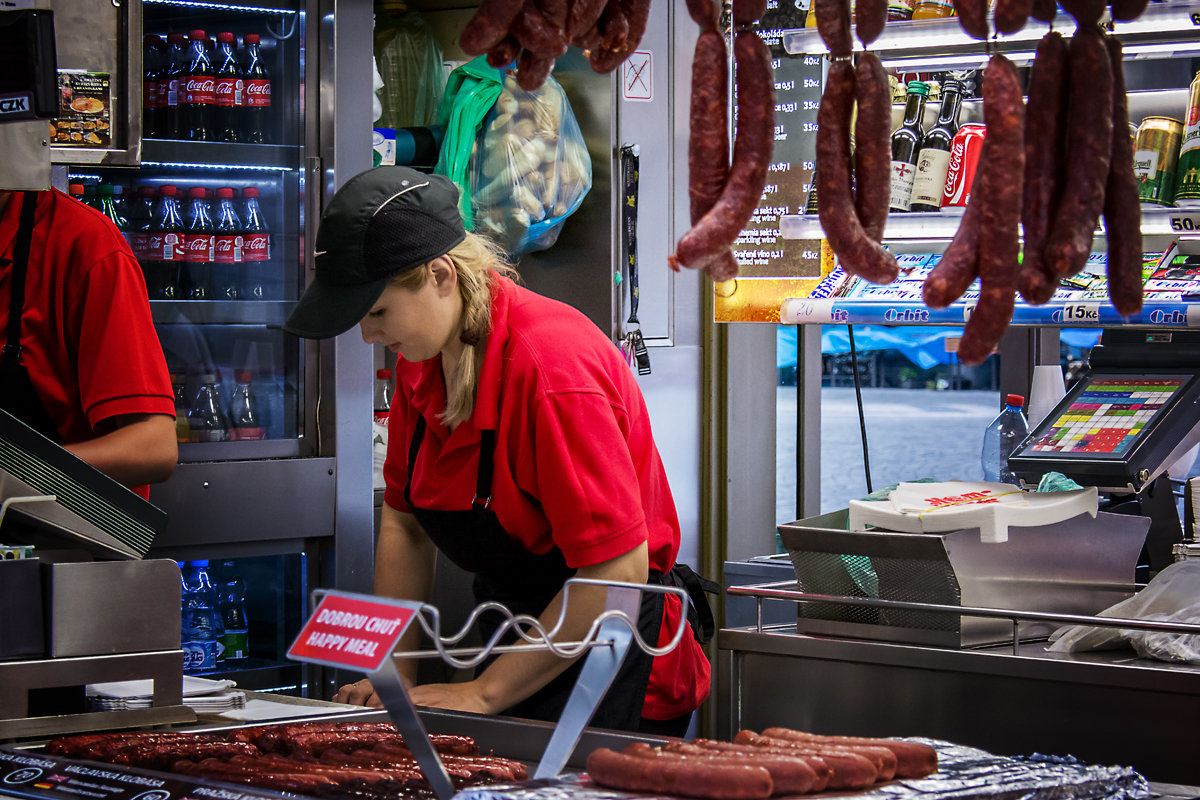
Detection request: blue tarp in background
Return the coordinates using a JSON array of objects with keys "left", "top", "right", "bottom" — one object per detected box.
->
[{"left": 776, "top": 326, "right": 1102, "bottom": 370}]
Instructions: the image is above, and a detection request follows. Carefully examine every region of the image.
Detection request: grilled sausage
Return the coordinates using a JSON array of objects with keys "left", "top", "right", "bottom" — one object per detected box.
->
[
  {"left": 951, "top": 0, "right": 988, "bottom": 39},
  {"left": 1102, "top": 33, "right": 1143, "bottom": 315},
  {"left": 760, "top": 727, "right": 938, "bottom": 779},
  {"left": 994, "top": 0, "right": 1033, "bottom": 34},
  {"left": 684, "top": 740, "right": 834, "bottom": 791},
  {"left": 733, "top": 730, "right": 879, "bottom": 789},
  {"left": 854, "top": 52, "right": 892, "bottom": 243},
  {"left": 1044, "top": 25, "right": 1112, "bottom": 279},
  {"left": 754, "top": 733, "right": 896, "bottom": 781},
  {"left": 855, "top": 0, "right": 887, "bottom": 46},
  {"left": 814, "top": 0, "right": 853, "bottom": 59},
  {"left": 670, "top": 30, "right": 774, "bottom": 276},
  {"left": 586, "top": 747, "right": 775, "bottom": 800},
  {"left": 1018, "top": 30, "right": 1069, "bottom": 305},
  {"left": 689, "top": 30, "right": 730, "bottom": 224},
  {"left": 459, "top": 0, "right": 527, "bottom": 55},
  {"left": 815, "top": 60, "right": 899, "bottom": 284},
  {"left": 652, "top": 742, "right": 819, "bottom": 795},
  {"left": 958, "top": 54, "right": 1024, "bottom": 367}
]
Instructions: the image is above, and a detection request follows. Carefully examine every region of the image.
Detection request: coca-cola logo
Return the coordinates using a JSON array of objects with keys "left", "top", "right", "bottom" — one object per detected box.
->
[
  {"left": 244, "top": 234, "right": 269, "bottom": 248},
  {"left": 943, "top": 143, "right": 964, "bottom": 193},
  {"left": 246, "top": 82, "right": 270, "bottom": 97},
  {"left": 185, "top": 77, "right": 216, "bottom": 93},
  {"left": 186, "top": 235, "right": 214, "bottom": 262}
]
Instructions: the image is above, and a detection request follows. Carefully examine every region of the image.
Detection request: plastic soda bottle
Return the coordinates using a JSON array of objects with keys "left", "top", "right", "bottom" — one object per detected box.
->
[
  {"left": 981, "top": 394, "right": 1030, "bottom": 484},
  {"left": 189, "top": 373, "right": 230, "bottom": 442},
  {"left": 229, "top": 370, "right": 265, "bottom": 440},
  {"left": 213, "top": 187, "right": 243, "bottom": 300},
  {"left": 220, "top": 561, "right": 250, "bottom": 661}
]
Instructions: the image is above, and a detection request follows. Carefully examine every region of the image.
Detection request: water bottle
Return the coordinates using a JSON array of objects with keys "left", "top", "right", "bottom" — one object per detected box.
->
[
  {"left": 219, "top": 561, "right": 250, "bottom": 661},
  {"left": 183, "top": 561, "right": 224, "bottom": 670},
  {"left": 179, "top": 565, "right": 197, "bottom": 670},
  {"left": 981, "top": 394, "right": 1030, "bottom": 485}
]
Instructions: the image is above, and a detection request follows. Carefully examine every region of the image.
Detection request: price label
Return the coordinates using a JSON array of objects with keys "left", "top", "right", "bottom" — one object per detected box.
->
[
  {"left": 1169, "top": 214, "right": 1200, "bottom": 232},
  {"left": 1052, "top": 303, "right": 1101, "bottom": 323},
  {"left": 780, "top": 298, "right": 837, "bottom": 324}
]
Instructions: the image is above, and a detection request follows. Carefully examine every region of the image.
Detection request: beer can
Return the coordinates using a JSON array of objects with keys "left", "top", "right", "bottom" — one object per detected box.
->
[
  {"left": 1175, "top": 70, "right": 1200, "bottom": 206},
  {"left": 941, "top": 123, "right": 986, "bottom": 207},
  {"left": 1134, "top": 116, "right": 1183, "bottom": 207}
]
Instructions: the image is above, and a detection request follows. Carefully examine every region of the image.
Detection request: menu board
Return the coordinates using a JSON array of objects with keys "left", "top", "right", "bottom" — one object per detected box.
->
[{"left": 737, "top": 1, "right": 822, "bottom": 280}]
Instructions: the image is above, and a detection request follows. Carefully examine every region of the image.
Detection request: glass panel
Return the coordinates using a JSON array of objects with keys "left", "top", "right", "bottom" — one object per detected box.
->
[{"left": 68, "top": 0, "right": 307, "bottom": 460}]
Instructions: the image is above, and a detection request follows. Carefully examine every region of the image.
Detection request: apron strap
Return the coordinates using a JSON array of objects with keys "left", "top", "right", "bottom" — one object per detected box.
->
[
  {"left": 403, "top": 412, "right": 496, "bottom": 513},
  {"left": 655, "top": 563, "right": 720, "bottom": 645},
  {"left": 3, "top": 192, "right": 38, "bottom": 365}
]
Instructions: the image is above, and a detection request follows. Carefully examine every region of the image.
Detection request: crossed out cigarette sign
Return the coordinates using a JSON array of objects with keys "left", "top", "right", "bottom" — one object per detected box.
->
[{"left": 623, "top": 51, "right": 652, "bottom": 102}]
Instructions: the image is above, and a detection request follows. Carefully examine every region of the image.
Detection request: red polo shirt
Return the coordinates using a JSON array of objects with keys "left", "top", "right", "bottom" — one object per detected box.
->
[
  {"left": 384, "top": 275, "right": 709, "bottom": 719},
  {"left": 0, "top": 189, "right": 175, "bottom": 498}
]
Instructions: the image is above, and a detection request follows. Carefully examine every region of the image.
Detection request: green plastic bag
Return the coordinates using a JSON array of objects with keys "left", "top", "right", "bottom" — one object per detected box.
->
[{"left": 434, "top": 56, "right": 505, "bottom": 231}]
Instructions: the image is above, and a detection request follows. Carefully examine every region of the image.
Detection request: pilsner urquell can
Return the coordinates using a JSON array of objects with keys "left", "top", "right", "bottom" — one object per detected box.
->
[
  {"left": 941, "top": 123, "right": 986, "bottom": 207},
  {"left": 1134, "top": 116, "right": 1183, "bottom": 206},
  {"left": 1175, "top": 70, "right": 1200, "bottom": 206}
]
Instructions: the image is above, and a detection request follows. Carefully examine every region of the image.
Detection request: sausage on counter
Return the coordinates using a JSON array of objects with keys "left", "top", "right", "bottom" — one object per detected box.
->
[
  {"left": 733, "top": 730, "right": 879, "bottom": 790},
  {"left": 586, "top": 747, "right": 775, "bottom": 800},
  {"left": 1101, "top": 33, "right": 1143, "bottom": 316},
  {"left": 1018, "top": 30, "right": 1069, "bottom": 305},
  {"left": 760, "top": 727, "right": 938, "bottom": 779},
  {"left": 814, "top": 0, "right": 853, "bottom": 59},
  {"left": 1044, "top": 25, "right": 1112, "bottom": 279},
  {"left": 814, "top": 60, "right": 899, "bottom": 284},
  {"left": 958, "top": 54, "right": 1025, "bottom": 367},
  {"left": 670, "top": 29, "right": 775, "bottom": 278},
  {"left": 683, "top": 740, "right": 834, "bottom": 791},
  {"left": 654, "top": 742, "right": 819, "bottom": 795},
  {"left": 854, "top": 52, "right": 892, "bottom": 243},
  {"left": 950, "top": 0, "right": 988, "bottom": 39}
]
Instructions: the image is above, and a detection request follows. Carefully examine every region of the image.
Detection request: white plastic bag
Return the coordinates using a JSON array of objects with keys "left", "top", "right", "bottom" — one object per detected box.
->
[{"left": 1048, "top": 560, "right": 1200, "bottom": 661}]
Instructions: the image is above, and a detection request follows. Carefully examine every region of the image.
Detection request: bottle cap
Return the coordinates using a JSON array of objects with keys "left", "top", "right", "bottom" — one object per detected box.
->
[
  {"left": 168, "top": 32, "right": 187, "bottom": 43},
  {"left": 217, "top": 187, "right": 235, "bottom": 198},
  {"left": 236, "top": 370, "right": 253, "bottom": 382},
  {"left": 68, "top": 183, "right": 84, "bottom": 194},
  {"left": 376, "top": 368, "right": 392, "bottom": 379},
  {"left": 160, "top": 184, "right": 177, "bottom": 196},
  {"left": 1006, "top": 393, "right": 1025, "bottom": 407},
  {"left": 244, "top": 34, "right": 260, "bottom": 45},
  {"left": 907, "top": 81, "right": 930, "bottom": 96},
  {"left": 941, "top": 79, "right": 962, "bottom": 93},
  {"left": 189, "top": 186, "right": 207, "bottom": 198},
  {"left": 242, "top": 187, "right": 259, "bottom": 198},
  {"left": 218, "top": 31, "right": 235, "bottom": 42},
  {"left": 139, "top": 185, "right": 157, "bottom": 197},
  {"left": 189, "top": 29, "right": 206, "bottom": 40}
]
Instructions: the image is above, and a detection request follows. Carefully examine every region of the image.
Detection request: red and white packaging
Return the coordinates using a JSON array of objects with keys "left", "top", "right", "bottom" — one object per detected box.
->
[{"left": 941, "top": 123, "right": 987, "bottom": 208}]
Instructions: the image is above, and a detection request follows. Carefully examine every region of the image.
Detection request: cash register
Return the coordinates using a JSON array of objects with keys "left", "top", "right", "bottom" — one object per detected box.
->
[{"left": 1008, "top": 328, "right": 1200, "bottom": 573}]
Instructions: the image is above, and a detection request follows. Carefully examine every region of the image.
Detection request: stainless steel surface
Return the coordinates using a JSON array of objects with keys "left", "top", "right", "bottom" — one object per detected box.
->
[
  {"left": 43, "top": 560, "right": 180, "bottom": 658},
  {"left": 149, "top": 459, "right": 335, "bottom": 548},
  {"left": 0, "top": 649, "right": 188, "bottom": 736},
  {"left": 717, "top": 624, "right": 1200, "bottom": 785},
  {"left": 777, "top": 510, "right": 1149, "bottom": 647},
  {"left": 0, "top": 121, "right": 50, "bottom": 190}
]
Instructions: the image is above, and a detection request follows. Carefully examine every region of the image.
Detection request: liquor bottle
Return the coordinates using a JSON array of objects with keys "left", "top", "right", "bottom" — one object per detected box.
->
[
  {"left": 150, "top": 185, "right": 185, "bottom": 300},
  {"left": 189, "top": 373, "right": 230, "bottom": 442},
  {"left": 214, "top": 32, "right": 242, "bottom": 143},
  {"left": 126, "top": 185, "right": 156, "bottom": 263},
  {"left": 909, "top": 79, "right": 963, "bottom": 213},
  {"left": 229, "top": 371, "right": 265, "bottom": 440},
  {"left": 241, "top": 187, "right": 270, "bottom": 299},
  {"left": 889, "top": 81, "right": 930, "bottom": 212},
  {"left": 240, "top": 34, "right": 271, "bottom": 144},
  {"left": 213, "top": 187, "right": 244, "bottom": 300},
  {"left": 142, "top": 34, "right": 165, "bottom": 139},
  {"left": 219, "top": 562, "right": 250, "bottom": 661},
  {"left": 184, "top": 187, "right": 216, "bottom": 300},
  {"left": 161, "top": 33, "right": 188, "bottom": 139},
  {"left": 182, "top": 29, "right": 215, "bottom": 141}
]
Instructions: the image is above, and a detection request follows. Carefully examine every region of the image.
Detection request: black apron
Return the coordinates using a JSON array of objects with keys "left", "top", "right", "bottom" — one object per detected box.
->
[
  {"left": 0, "top": 192, "right": 63, "bottom": 443},
  {"left": 404, "top": 414, "right": 709, "bottom": 732}
]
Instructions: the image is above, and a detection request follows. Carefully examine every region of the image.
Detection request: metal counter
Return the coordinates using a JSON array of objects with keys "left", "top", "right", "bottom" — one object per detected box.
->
[{"left": 717, "top": 617, "right": 1200, "bottom": 786}]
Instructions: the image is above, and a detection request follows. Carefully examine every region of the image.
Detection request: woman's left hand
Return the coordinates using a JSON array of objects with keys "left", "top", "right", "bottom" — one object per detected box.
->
[{"left": 408, "top": 680, "right": 494, "bottom": 715}]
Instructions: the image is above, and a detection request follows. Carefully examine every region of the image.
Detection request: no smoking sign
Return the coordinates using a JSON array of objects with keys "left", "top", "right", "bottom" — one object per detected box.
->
[{"left": 622, "top": 52, "right": 652, "bottom": 102}]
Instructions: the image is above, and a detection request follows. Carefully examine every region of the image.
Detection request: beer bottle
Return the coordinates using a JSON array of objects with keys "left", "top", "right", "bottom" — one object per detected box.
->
[
  {"left": 162, "top": 33, "right": 188, "bottom": 139},
  {"left": 213, "top": 187, "right": 243, "bottom": 300},
  {"left": 240, "top": 34, "right": 271, "bottom": 144},
  {"left": 184, "top": 187, "right": 216, "bottom": 300},
  {"left": 214, "top": 32, "right": 242, "bottom": 143},
  {"left": 182, "top": 30, "right": 215, "bottom": 141},
  {"left": 889, "top": 81, "right": 930, "bottom": 212},
  {"left": 910, "top": 79, "right": 963, "bottom": 212}
]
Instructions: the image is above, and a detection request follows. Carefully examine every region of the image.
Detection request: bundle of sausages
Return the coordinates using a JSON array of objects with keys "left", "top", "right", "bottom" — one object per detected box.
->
[
  {"left": 924, "top": 0, "right": 1151, "bottom": 365},
  {"left": 585, "top": 726, "right": 938, "bottom": 798},
  {"left": 812, "top": 0, "right": 901, "bottom": 286},
  {"left": 667, "top": 0, "right": 775, "bottom": 282},
  {"left": 458, "top": 0, "right": 651, "bottom": 90}
]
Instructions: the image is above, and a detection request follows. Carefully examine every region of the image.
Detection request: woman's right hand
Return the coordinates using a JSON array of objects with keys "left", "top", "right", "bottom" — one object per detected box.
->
[{"left": 333, "top": 678, "right": 384, "bottom": 707}]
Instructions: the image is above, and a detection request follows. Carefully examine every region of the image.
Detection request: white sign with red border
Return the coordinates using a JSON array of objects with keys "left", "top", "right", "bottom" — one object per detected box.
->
[
  {"left": 288, "top": 591, "right": 418, "bottom": 672},
  {"left": 622, "top": 52, "right": 652, "bottom": 102}
]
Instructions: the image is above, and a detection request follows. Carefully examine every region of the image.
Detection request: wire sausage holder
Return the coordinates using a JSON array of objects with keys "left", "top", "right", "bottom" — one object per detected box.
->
[{"left": 287, "top": 579, "right": 690, "bottom": 800}]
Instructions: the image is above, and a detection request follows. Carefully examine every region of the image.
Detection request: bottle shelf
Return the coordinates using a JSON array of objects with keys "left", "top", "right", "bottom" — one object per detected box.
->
[
  {"left": 143, "top": 0, "right": 299, "bottom": 15},
  {"left": 151, "top": 299, "right": 292, "bottom": 326},
  {"left": 141, "top": 139, "right": 299, "bottom": 169}
]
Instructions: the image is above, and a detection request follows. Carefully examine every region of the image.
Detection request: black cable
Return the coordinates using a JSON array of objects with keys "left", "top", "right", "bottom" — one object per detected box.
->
[{"left": 847, "top": 324, "right": 872, "bottom": 494}]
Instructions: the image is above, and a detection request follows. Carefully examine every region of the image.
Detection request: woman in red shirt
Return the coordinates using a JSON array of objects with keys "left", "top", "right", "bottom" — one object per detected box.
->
[{"left": 285, "top": 166, "right": 711, "bottom": 735}]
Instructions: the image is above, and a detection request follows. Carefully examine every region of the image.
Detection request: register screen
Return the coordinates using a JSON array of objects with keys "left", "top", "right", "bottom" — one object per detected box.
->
[{"left": 1023, "top": 375, "right": 1187, "bottom": 459}]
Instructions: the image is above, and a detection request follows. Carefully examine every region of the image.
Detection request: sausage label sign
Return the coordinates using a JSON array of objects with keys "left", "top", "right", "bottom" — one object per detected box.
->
[{"left": 288, "top": 591, "right": 418, "bottom": 672}]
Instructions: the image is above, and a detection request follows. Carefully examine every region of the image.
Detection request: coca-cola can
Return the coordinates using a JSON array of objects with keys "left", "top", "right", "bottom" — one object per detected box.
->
[{"left": 941, "top": 123, "right": 987, "bottom": 207}]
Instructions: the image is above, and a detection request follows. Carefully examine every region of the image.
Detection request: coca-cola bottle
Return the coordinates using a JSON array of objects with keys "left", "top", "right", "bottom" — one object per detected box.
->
[
  {"left": 189, "top": 373, "right": 230, "bottom": 442},
  {"left": 67, "top": 183, "right": 86, "bottom": 204},
  {"left": 150, "top": 185, "right": 185, "bottom": 300},
  {"left": 162, "top": 33, "right": 188, "bottom": 140},
  {"left": 214, "top": 187, "right": 243, "bottom": 300},
  {"left": 143, "top": 34, "right": 165, "bottom": 139},
  {"left": 214, "top": 32, "right": 242, "bottom": 143},
  {"left": 182, "top": 30, "right": 215, "bottom": 141},
  {"left": 126, "top": 185, "right": 156, "bottom": 264},
  {"left": 240, "top": 34, "right": 270, "bottom": 144},
  {"left": 241, "top": 187, "right": 270, "bottom": 300},
  {"left": 229, "top": 371, "right": 265, "bottom": 440},
  {"left": 184, "top": 187, "right": 216, "bottom": 300}
]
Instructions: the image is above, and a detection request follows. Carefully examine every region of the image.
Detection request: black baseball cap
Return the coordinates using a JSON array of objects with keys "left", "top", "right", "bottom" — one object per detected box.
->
[{"left": 284, "top": 166, "right": 467, "bottom": 339}]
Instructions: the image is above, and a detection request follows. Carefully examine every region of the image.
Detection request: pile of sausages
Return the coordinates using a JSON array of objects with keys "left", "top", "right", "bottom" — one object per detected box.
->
[
  {"left": 586, "top": 726, "right": 939, "bottom": 798},
  {"left": 667, "top": 0, "right": 775, "bottom": 282},
  {"left": 926, "top": 0, "right": 1149, "bottom": 364},
  {"left": 43, "top": 723, "right": 525, "bottom": 798},
  {"left": 458, "top": 0, "right": 652, "bottom": 90}
]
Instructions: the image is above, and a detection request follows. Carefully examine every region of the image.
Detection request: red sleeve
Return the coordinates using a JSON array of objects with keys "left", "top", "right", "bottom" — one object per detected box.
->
[
  {"left": 72, "top": 249, "right": 174, "bottom": 428},
  {"left": 531, "top": 391, "right": 650, "bottom": 568}
]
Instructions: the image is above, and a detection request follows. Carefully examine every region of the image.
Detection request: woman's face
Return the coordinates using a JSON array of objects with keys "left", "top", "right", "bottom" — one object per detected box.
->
[{"left": 359, "top": 258, "right": 461, "bottom": 363}]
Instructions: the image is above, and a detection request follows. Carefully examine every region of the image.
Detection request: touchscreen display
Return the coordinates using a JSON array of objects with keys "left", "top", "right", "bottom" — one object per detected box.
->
[{"left": 1024, "top": 376, "right": 1186, "bottom": 458}]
